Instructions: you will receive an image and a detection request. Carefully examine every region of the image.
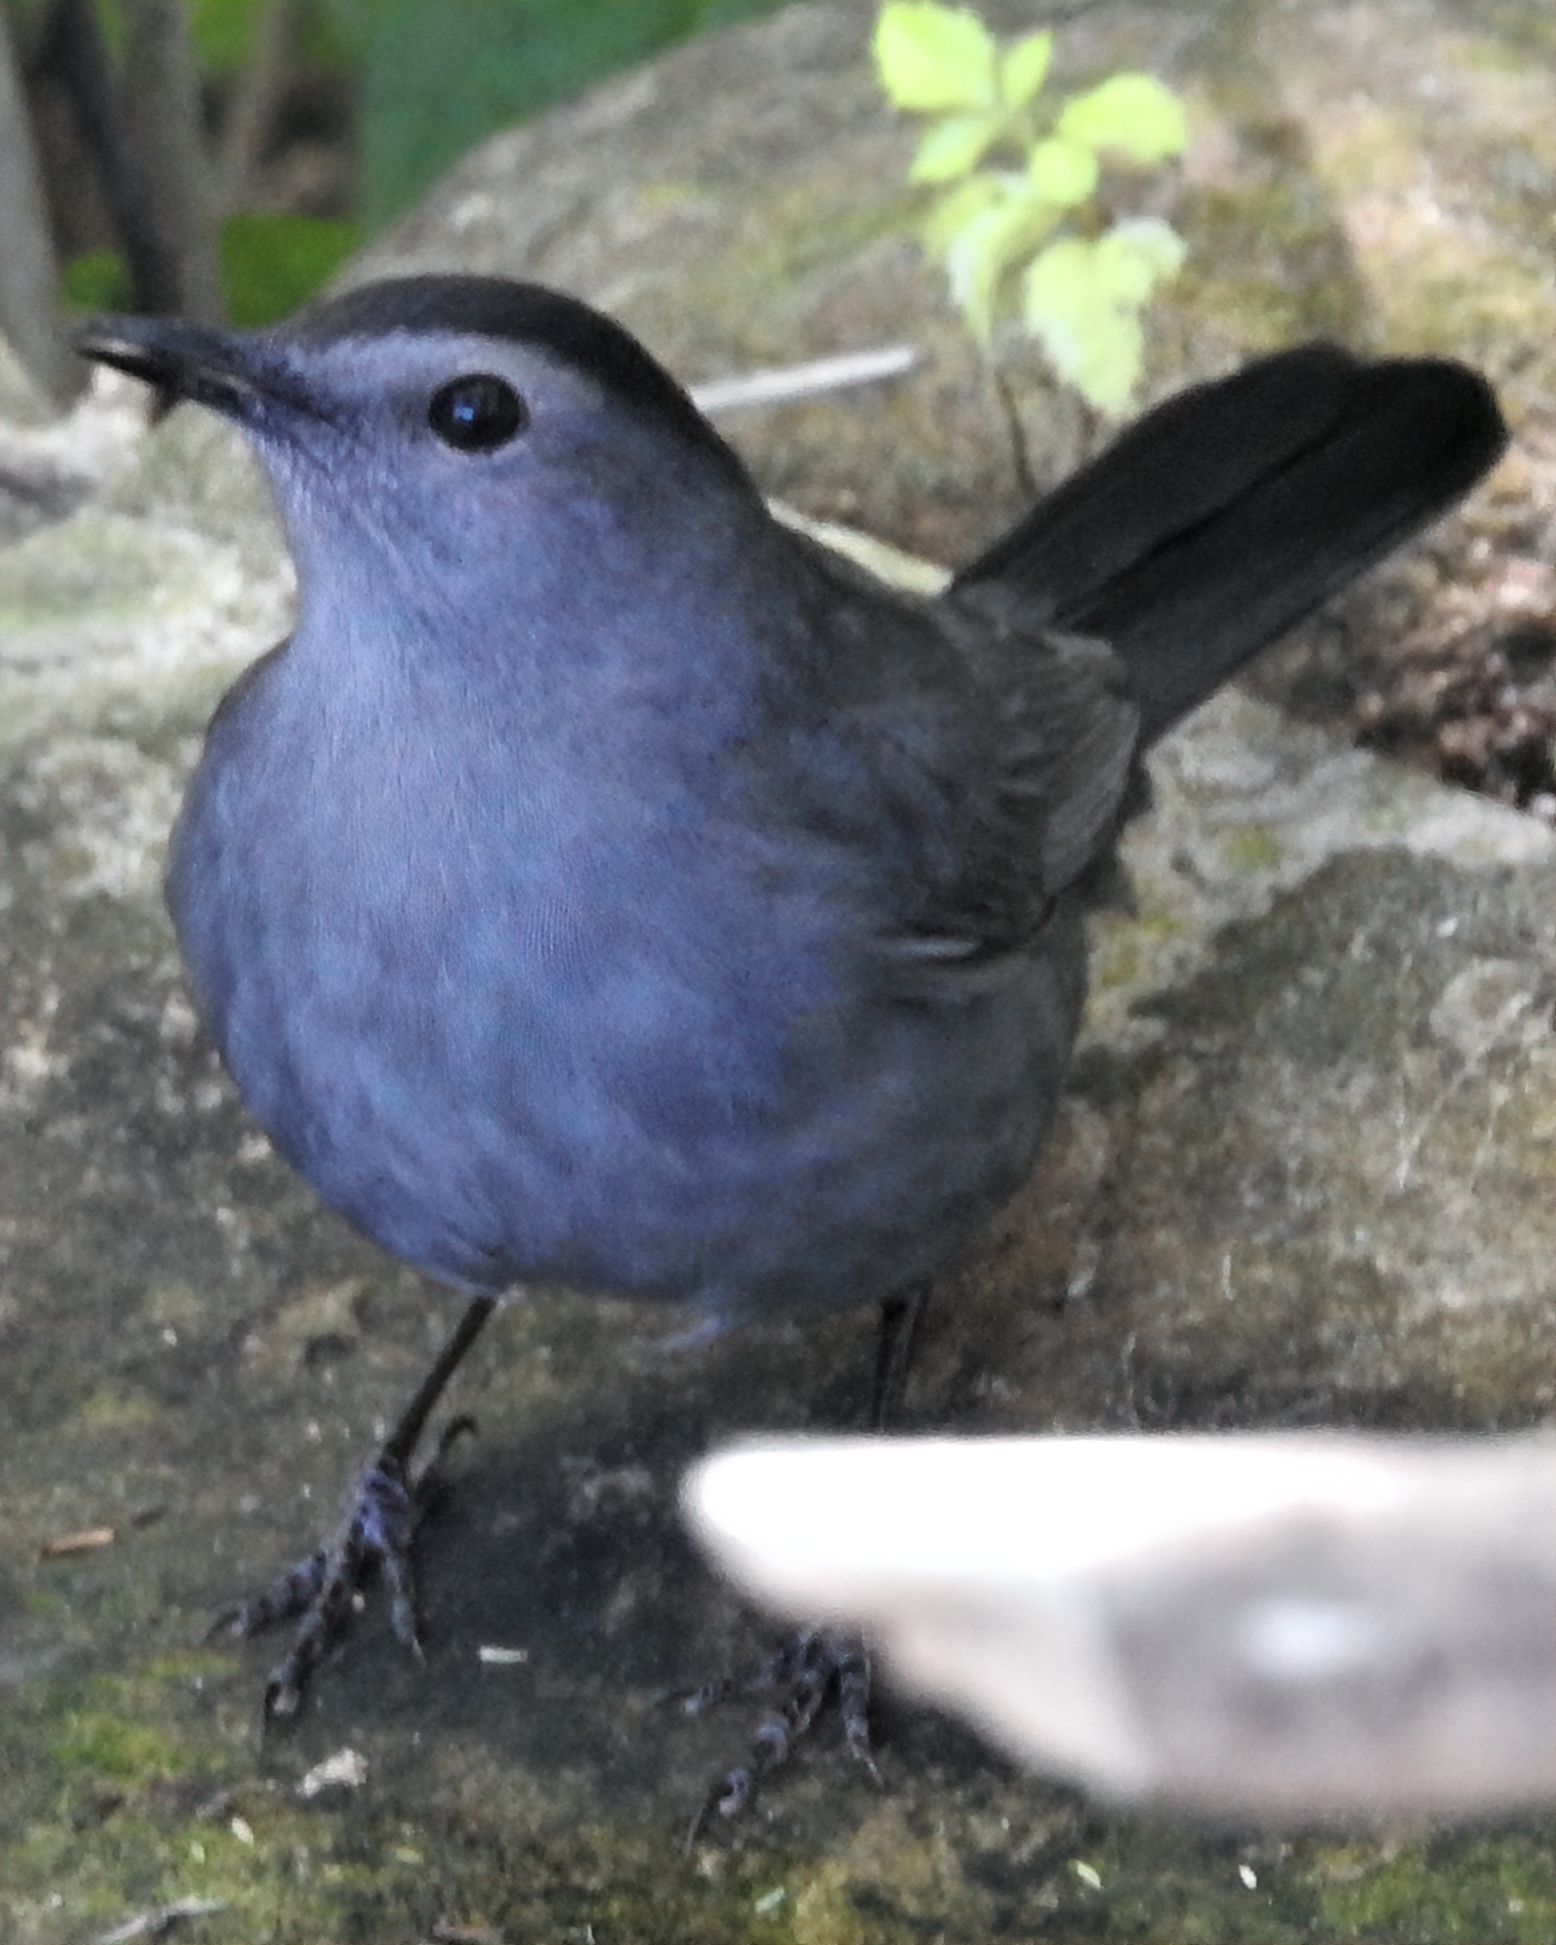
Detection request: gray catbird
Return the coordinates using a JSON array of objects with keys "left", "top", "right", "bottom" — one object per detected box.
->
[{"left": 77, "top": 278, "right": 1506, "bottom": 1738}]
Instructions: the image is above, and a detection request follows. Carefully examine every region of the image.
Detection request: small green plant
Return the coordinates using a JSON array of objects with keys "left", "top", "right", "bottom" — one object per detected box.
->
[{"left": 874, "top": 0, "right": 1189, "bottom": 416}]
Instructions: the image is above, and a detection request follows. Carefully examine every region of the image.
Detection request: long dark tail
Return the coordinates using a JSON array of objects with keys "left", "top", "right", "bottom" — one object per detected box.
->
[{"left": 952, "top": 345, "right": 1507, "bottom": 745}]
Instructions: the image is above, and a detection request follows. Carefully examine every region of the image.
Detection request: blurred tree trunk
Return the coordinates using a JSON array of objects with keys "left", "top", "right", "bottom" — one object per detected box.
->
[
  {"left": 0, "top": 0, "right": 81, "bottom": 401},
  {"left": 119, "top": 0, "right": 224, "bottom": 321},
  {"left": 218, "top": 0, "right": 299, "bottom": 213},
  {"left": 38, "top": 0, "right": 167, "bottom": 304}
]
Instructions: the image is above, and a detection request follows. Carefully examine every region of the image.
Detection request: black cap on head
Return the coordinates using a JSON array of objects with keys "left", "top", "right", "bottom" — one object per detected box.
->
[{"left": 284, "top": 275, "right": 750, "bottom": 484}]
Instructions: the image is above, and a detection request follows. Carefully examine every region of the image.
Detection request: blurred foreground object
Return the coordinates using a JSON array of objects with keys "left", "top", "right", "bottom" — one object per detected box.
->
[{"left": 686, "top": 1431, "right": 1555, "bottom": 1819}]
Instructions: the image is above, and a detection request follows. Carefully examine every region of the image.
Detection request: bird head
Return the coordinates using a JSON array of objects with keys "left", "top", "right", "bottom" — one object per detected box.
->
[{"left": 77, "top": 277, "right": 766, "bottom": 664}]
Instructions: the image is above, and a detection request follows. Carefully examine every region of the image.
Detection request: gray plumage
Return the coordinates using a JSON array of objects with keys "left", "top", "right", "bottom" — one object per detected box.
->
[{"left": 78, "top": 279, "right": 1506, "bottom": 1338}]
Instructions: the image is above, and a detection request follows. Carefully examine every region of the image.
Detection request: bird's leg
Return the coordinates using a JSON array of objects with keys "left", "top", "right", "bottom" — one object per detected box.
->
[
  {"left": 869, "top": 1282, "right": 929, "bottom": 1433},
  {"left": 210, "top": 1292, "right": 497, "bottom": 1722},
  {"left": 684, "top": 1281, "right": 930, "bottom": 1832},
  {"left": 682, "top": 1629, "right": 877, "bottom": 1845}
]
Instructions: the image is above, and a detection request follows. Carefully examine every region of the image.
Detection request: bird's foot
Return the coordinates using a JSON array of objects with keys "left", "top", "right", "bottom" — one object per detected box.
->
[
  {"left": 681, "top": 1627, "right": 880, "bottom": 1842},
  {"left": 208, "top": 1414, "right": 474, "bottom": 1722}
]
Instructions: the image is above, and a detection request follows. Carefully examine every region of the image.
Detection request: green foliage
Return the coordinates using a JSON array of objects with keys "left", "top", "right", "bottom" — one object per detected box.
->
[
  {"left": 81, "top": 0, "right": 355, "bottom": 76},
  {"left": 220, "top": 212, "right": 360, "bottom": 325},
  {"left": 60, "top": 248, "right": 135, "bottom": 315},
  {"left": 326, "top": 0, "right": 787, "bottom": 230},
  {"left": 874, "top": 0, "right": 1189, "bottom": 414},
  {"left": 186, "top": 0, "right": 275, "bottom": 75},
  {"left": 1023, "top": 218, "right": 1185, "bottom": 417},
  {"left": 60, "top": 217, "right": 357, "bottom": 326},
  {"left": 46, "top": 2, "right": 789, "bottom": 327}
]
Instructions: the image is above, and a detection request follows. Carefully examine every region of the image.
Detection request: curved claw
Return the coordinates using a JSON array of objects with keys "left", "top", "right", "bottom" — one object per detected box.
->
[
  {"left": 212, "top": 1412, "right": 481, "bottom": 1726},
  {"left": 681, "top": 1626, "right": 878, "bottom": 1846}
]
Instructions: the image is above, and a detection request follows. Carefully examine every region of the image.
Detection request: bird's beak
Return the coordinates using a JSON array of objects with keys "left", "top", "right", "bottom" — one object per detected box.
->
[{"left": 75, "top": 313, "right": 321, "bottom": 428}]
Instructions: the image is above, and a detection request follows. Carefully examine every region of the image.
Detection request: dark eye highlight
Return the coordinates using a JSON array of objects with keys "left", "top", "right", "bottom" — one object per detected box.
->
[{"left": 428, "top": 374, "right": 528, "bottom": 452}]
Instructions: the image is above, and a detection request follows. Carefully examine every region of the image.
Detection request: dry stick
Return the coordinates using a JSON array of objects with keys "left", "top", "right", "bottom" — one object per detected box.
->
[{"left": 691, "top": 344, "right": 918, "bottom": 416}]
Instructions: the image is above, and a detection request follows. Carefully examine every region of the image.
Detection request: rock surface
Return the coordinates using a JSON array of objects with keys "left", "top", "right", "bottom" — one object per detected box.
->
[{"left": 2, "top": 1, "right": 1552, "bottom": 1940}]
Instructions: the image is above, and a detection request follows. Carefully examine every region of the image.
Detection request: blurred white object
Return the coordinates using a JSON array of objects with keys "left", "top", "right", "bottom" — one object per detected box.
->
[{"left": 684, "top": 1431, "right": 1555, "bottom": 1819}]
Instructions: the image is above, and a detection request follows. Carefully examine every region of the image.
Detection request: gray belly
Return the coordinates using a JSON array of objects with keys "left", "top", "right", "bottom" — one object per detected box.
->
[{"left": 167, "top": 671, "right": 1087, "bottom": 1320}]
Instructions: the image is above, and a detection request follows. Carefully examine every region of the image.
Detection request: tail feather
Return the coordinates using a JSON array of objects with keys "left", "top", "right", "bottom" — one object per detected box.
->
[{"left": 953, "top": 346, "right": 1507, "bottom": 745}]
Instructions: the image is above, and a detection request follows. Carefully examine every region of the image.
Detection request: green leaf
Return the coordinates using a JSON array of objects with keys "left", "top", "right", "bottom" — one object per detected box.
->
[
  {"left": 1026, "top": 135, "right": 1097, "bottom": 207},
  {"left": 349, "top": 0, "right": 786, "bottom": 228},
  {"left": 220, "top": 214, "right": 361, "bottom": 326},
  {"left": 1022, "top": 219, "right": 1183, "bottom": 414},
  {"left": 1023, "top": 237, "right": 1137, "bottom": 414},
  {"left": 61, "top": 249, "right": 133, "bottom": 315},
  {"left": 945, "top": 205, "right": 1017, "bottom": 347},
  {"left": 1056, "top": 72, "right": 1189, "bottom": 162},
  {"left": 921, "top": 170, "right": 1007, "bottom": 251},
  {"left": 941, "top": 180, "right": 1060, "bottom": 345},
  {"left": 1096, "top": 215, "right": 1187, "bottom": 299},
  {"left": 910, "top": 110, "right": 1008, "bottom": 182},
  {"left": 998, "top": 28, "right": 1052, "bottom": 109},
  {"left": 188, "top": 0, "right": 268, "bottom": 76},
  {"left": 873, "top": 1, "right": 998, "bottom": 112}
]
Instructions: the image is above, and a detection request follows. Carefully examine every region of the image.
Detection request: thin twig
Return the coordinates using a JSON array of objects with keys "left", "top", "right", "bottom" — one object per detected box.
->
[{"left": 691, "top": 344, "right": 917, "bottom": 416}]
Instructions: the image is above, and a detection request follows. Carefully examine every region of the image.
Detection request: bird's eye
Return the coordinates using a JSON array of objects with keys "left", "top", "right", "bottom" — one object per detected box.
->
[{"left": 427, "top": 374, "right": 528, "bottom": 452}]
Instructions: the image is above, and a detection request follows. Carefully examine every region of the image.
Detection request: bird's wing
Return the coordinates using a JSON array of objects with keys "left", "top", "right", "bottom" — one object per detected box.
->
[{"left": 787, "top": 538, "right": 1141, "bottom": 971}]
